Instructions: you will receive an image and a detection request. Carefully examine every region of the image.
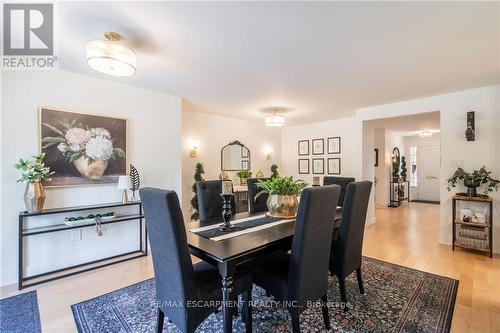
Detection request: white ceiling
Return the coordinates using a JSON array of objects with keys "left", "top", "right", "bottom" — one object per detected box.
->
[
  {"left": 367, "top": 111, "right": 440, "bottom": 136},
  {"left": 57, "top": 1, "right": 499, "bottom": 125}
]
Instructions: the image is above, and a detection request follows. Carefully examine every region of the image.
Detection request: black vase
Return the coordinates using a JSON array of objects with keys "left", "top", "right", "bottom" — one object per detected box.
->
[{"left": 463, "top": 178, "right": 479, "bottom": 197}]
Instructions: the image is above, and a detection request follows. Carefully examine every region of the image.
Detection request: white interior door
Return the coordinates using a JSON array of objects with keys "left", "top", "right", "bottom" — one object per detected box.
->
[{"left": 418, "top": 145, "right": 440, "bottom": 201}]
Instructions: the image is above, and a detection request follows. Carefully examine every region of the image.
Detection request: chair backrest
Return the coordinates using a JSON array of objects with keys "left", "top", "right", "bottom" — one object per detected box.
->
[
  {"left": 196, "top": 180, "right": 236, "bottom": 221},
  {"left": 323, "top": 176, "right": 355, "bottom": 206},
  {"left": 247, "top": 178, "right": 269, "bottom": 213},
  {"left": 333, "top": 181, "right": 373, "bottom": 278},
  {"left": 139, "top": 188, "right": 196, "bottom": 330},
  {"left": 287, "top": 185, "right": 340, "bottom": 308}
]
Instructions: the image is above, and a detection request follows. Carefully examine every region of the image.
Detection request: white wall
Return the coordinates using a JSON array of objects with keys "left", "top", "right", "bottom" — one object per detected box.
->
[
  {"left": 280, "top": 117, "right": 375, "bottom": 224},
  {"left": 1, "top": 70, "right": 182, "bottom": 286},
  {"left": 181, "top": 105, "right": 282, "bottom": 221},
  {"left": 357, "top": 85, "right": 500, "bottom": 253},
  {"left": 374, "top": 128, "right": 386, "bottom": 205}
]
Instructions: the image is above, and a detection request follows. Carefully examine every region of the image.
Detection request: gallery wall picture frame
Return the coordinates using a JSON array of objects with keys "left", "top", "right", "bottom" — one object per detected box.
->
[
  {"left": 39, "top": 107, "right": 128, "bottom": 187},
  {"left": 298, "top": 140, "right": 310, "bottom": 156},
  {"left": 312, "top": 158, "right": 325, "bottom": 174},
  {"left": 327, "top": 136, "right": 341, "bottom": 154},
  {"left": 298, "top": 159, "right": 310, "bottom": 174},
  {"left": 327, "top": 158, "right": 341, "bottom": 175},
  {"left": 312, "top": 138, "right": 324, "bottom": 155},
  {"left": 374, "top": 148, "right": 379, "bottom": 167}
]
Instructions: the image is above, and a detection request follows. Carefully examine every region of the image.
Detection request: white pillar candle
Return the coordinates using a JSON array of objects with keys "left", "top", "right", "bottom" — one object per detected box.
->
[{"left": 222, "top": 180, "right": 233, "bottom": 195}]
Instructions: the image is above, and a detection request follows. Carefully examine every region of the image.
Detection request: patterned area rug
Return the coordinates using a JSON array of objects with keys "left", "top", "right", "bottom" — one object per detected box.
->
[
  {"left": 0, "top": 291, "right": 41, "bottom": 333},
  {"left": 72, "top": 257, "right": 458, "bottom": 333}
]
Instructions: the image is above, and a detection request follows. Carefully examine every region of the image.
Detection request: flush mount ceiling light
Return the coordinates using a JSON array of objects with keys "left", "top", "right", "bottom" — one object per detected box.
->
[
  {"left": 265, "top": 108, "right": 285, "bottom": 127},
  {"left": 86, "top": 32, "right": 136, "bottom": 77},
  {"left": 418, "top": 130, "right": 433, "bottom": 138}
]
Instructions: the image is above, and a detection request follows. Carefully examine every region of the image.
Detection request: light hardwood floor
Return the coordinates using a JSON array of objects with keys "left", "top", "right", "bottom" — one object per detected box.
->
[{"left": 1, "top": 203, "right": 499, "bottom": 332}]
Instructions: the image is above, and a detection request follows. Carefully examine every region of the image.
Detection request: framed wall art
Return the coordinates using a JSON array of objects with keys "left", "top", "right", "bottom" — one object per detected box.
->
[
  {"left": 298, "top": 159, "right": 309, "bottom": 174},
  {"left": 298, "top": 140, "right": 309, "bottom": 156},
  {"left": 39, "top": 107, "right": 127, "bottom": 187},
  {"left": 312, "top": 138, "right": 324, "bottom": 155},
  {"left": 327, "top": 137, "right": 341, "bottom": 154},
  {"left": 327, "top": 158, "right": 341, "bottom": 175},
  {"left": 312, "top": 158, "right": 324, "bottom": 174}
]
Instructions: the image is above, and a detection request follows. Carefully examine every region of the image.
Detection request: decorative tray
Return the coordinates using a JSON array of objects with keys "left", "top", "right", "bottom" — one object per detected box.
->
[{"left": 64, "top": 212, "right": 115, "bottom": 226}]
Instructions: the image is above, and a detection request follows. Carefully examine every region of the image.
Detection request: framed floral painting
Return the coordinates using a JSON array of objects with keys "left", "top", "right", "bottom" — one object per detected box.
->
[{"left": 39, "top": 107, "right": 127, "bottom": 187}]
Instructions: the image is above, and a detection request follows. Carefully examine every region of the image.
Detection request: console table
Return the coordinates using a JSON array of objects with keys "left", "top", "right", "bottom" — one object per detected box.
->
[{"left": 18, "top": 201, "right": 147, "bottom": 290}]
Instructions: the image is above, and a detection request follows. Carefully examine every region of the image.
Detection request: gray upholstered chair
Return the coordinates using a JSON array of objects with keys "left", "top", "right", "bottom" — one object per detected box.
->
[
  {"left": 196, "top": 180, "right": 236, "bottom": 222},
  {"left": 246, "top": 178, "right": 269, "bottom": 213},
  {"left": 245, "top": 185, "right": 341, "bottom": 333},
  {"left": 329, "top": 181, "right": 373, "bottom": 309},
  {"left": 323, "top": 176, "right": 355, "bottom": 207},
  {"left": 139, "top": 188, "right": 253, "bottom": 333}
]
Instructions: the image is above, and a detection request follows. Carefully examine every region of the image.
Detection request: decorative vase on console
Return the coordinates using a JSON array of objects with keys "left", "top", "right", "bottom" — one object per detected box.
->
[
  {"left": 15, "top": 153, "right": 54, "bottom": 213},
  {"left": 236, "top": 170, "right": 252, "bottom": 186}
]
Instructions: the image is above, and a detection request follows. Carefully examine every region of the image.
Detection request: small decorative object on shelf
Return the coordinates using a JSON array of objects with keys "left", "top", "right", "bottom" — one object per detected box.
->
[
  {"left": 447, "top": 166, "right": 499, "bottom": 197},
  {"left": 255, "top": 169, "right": 264, "bottom": 179},
  {"left": 64, "top": 212, "right": 115, "bottom": 226},
  {"left": 219, "top": 170, "right": 229, "bottom": 180},
  {"left": 129, "top": 164, "right": 140, "bottom": 201},
  {"left": 312, "top": 176, "right": 320, "bottom": 186},
  {"left": 256, "top": 176, "right": 306, "bottom": 218},
  {"left": 236, "top": 170, "right": 252, "bottom": 186},
  {"left": 15, "top": 153, "right": 54, "bottom": 213},
  {"left": 452, "top": 195, "right": 493, "bottom": 258},
  {"left": 117, "top": 175, "right": 130, "bottom": 204}
]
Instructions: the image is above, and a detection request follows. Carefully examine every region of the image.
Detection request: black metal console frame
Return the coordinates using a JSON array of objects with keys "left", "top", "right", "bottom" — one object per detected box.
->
[{"left": 18, "top": 201, "right": 147, "bottom": 290}]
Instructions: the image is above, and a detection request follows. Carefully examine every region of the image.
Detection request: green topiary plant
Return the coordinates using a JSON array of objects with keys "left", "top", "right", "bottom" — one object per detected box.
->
[
  {"left": 400, "top": 156, "right": 407, "bottom": 181},
  {"left": 270, "top": 164, "right": 279, "bottom": 179},
  {"left": 190, "top": 163, "right": 205, "bottom": 220}
]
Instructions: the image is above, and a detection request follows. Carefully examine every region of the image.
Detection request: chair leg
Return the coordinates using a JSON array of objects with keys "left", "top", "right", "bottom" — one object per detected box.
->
[
  {"left": 338, "top": 278, "right": 348, "bottom": 312},
  {"left": 241, "top": 290, "right": 252, "bottom": 333},
  {"left": 321, "top": 294, "right": 330, "bottom": 330},
  {"left": 356, "top": 268, "right": 365, "bottom": 294},
  {"left": 291, "top": 312, "right": 301, "bottom": 333},
  {"left": 156, "top": 308, "right": 165, "bottom": 333}
]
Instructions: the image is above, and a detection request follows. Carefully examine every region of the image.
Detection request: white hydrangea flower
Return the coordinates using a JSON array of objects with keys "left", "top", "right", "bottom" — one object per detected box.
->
[
  {"left": 85, "top": 136, "right": 114, "bottom": 160},
  {"left": 57, "top": 143, "right": 68, "bottom": 152},
  {"left": 91, "top": 128, "right": 111, "bottom": 139}
]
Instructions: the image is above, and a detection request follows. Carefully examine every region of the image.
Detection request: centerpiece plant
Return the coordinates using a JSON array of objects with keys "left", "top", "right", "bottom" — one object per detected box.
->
[
  {"left": 236, "top": 170, "right": 252, "bottom": 185},
  {"left": 255, "top": 176, "right": 307, "bottom": 218},
  {"left": 447, "top": 166, "right": 499, "bottom": 197},
  {"left": 15, "top": 153, "right": 54, "bottom": 213}
]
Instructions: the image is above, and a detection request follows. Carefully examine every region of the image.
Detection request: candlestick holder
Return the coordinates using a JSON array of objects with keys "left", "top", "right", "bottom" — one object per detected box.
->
[{"left": 218, "top": 193, "right": 235, "bottom": 232}]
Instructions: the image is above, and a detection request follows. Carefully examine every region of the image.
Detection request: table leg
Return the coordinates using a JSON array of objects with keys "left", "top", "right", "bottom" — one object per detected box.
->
[{"left": 219, "top": 263, "right": 235, "bottom": 333}]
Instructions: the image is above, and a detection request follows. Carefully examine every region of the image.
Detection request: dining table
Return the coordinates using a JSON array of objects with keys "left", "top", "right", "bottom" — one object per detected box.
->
[{"left": 186, "top": 210, "right": 342, "bottom": 333}]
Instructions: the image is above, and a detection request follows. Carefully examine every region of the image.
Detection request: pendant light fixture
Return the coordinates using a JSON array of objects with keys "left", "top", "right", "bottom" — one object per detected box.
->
[
  {"left": 86, "top": 32, "right": 136, "bottom": 77},
  {"left": 265, "top": 108, "right": 285, "bottom": 127}
]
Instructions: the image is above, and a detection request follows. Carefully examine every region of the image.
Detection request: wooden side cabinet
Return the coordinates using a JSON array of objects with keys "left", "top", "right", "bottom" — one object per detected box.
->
[{"left": 452, "top": 195, "right": 493, "bottom": 258}]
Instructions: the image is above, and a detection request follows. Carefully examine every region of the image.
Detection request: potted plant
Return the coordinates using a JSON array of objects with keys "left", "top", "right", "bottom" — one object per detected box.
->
[
  {"left": 447, "top": 166, "right": 499, "bottom": 197},
  {"left": 236, "top": 170, "right": 252, "bottom": 186},
  {"left": 255, "top": 176, "right": 307, "bottom": 218},
  {"left": 15, "top": 153, "right": 55, "bottom": 213},
  {"left": 400, "top": 156, "right": 407, "bottom": 182}
]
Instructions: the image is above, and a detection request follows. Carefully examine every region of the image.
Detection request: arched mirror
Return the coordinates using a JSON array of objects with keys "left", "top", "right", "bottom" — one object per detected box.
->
[
  {"left": 221, "top": 141, "right": 251, "bottom": 171},
  {"left": 392, "top": 147, "right": 401, "bottom": 180}
]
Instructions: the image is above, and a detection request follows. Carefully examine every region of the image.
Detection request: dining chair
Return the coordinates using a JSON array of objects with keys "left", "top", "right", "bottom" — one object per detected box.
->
[
  {"left": 245, "top": 185, "right": 341, "bottom": 333},
  {"left": 329, "top": 181, "right": 373, "bottom": 309},
  {"left": 323, "top": 176, "right": 355, "bottom": 207},
  {"left": 246, "top": 178, "right": 269, "bottom": 213},
  {"left": 196, "top": 180, "right": 236, "bottom": 222},
  {"left": 140, "top": 188, "right": 253, "bottom": 333}
]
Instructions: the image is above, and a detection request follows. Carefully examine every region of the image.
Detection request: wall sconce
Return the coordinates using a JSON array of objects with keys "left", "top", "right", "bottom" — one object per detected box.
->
[
  {"left": 264, "top": 145, "right": 273, "bottom": 160},
  {"left": 189, "top": 138, "right": 200, "bottom": 158}
]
